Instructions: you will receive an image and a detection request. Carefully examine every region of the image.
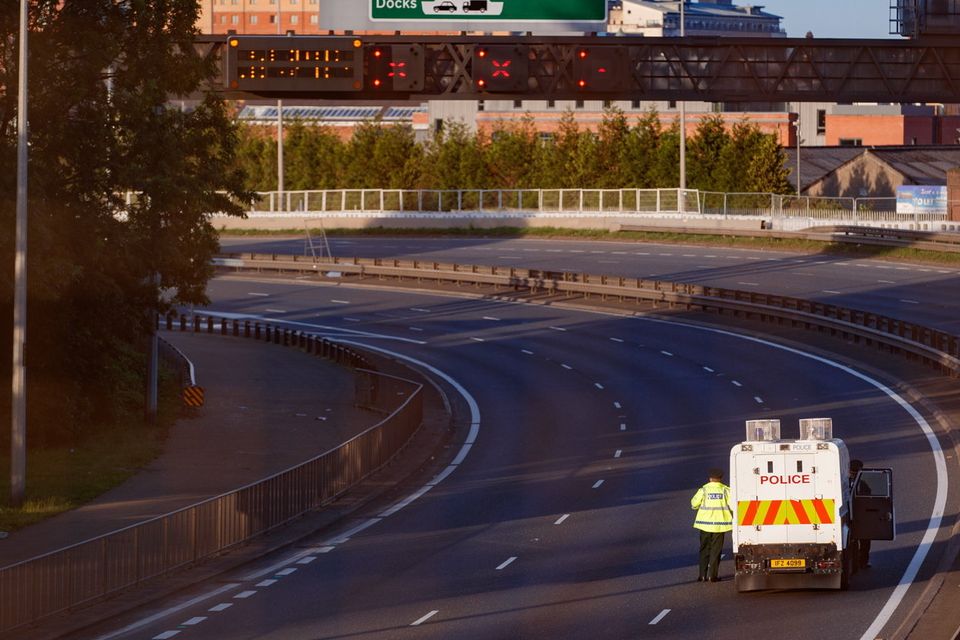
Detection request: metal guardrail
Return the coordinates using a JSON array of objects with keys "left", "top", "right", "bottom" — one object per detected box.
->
[
  {"left": 214, "top": 254, "right": 960, "bottom": 378},
  {"left": 0, "top": 321, "right": 423, "bottom": 635}
]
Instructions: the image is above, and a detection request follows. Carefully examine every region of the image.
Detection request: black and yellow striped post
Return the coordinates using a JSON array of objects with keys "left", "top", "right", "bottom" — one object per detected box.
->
[{"left": 182, "top": 385, "right": 205, "bottom": 408}]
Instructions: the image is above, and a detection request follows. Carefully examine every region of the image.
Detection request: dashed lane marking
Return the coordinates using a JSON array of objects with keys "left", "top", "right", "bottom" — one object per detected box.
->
[
  {"left": 614, "top": 401, "right": 622, "bottom": 409},
  {"left": 297, "top": 556, "right": 317, "bottom": 565},
  {"left": 409, "top": 327, "right": 424, "bottom": 332},
  {"left": 703, "top": 366, "right": 715, "bottom": 373},
  {"left": 410, "top": 308, "right": 431, "bottom": 313},
  {"left": 331, "top": 300, "right": 351, "bottom": 305},
  {"left": 233, "top": 591, "right": 257, "bottom": 599},
  {"left": 732, "top": 381, "right": 742, "bottom": 387},
  {"left": 255, "top": 579, "right": 277, "bottom": 587},
  {"left": 276, "top": 568, "right": 297, "bottom": 576},
  {"left": 555, "top": 514, "right": 570, "bottom": 525},
  {"left": 661, "top": 350, "right": 674, "bottom": 357},
  {"left": 208, "top": 604, "right": 232, "bottom": 613},
  {"left": 181, "top": 617, "right": 206, "bottom": 626},
  {"left": 614, "top": 449, "right": 622, "bottom": 458},
  {"left": 152, "top": 632, "right": 180, "bottom": 640},
  {"left": 496, "top": 557, "right": 518, "bottom": 571},
  {"left": 247, "top": 292, "right": 269, "bottom": 297},
  {"left": 649, "top": 609, "right": 672, "bottom": 625},
  {"left": 411, "top": 611, "right": 439, "bottom": 626},
  {"left": 471, "top": 337, "right": 485, "bottom": 342},
  {"left": 754, "top": 396, "right": 765, "bottom": 404},
  {"left": 609, "top": 337, "right": 624, "bottom": 343},
  {"left": 483, "top": 316, "right": 501, "bottom": 321},
  {"left": 900, "top": 299, "right": 921, "bottom": 305},
  {"left": 550, "top": 326, "right": 568, "bottom": 332},
  {"left": 561, "top": 363, "right": 573, "bottom": 370},
  {"left": 522, "top": 349, "right": 534, "bottom": 355},
  {"left": 595, "top": 383, "right": 605, "bottom": 390},
  {"left": 592, "top": 480, "right": 605, "bottom": 489}
]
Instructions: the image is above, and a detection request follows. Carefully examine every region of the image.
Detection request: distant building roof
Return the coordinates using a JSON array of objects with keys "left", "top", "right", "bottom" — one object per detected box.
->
[{"left": 237, "top": 105, "right": 426, "bottom": 124}]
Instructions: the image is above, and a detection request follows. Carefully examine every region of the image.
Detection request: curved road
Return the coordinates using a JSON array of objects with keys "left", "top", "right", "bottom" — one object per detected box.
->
[{"left": 89, "top": 266, "right": 957, "bottom": 640}]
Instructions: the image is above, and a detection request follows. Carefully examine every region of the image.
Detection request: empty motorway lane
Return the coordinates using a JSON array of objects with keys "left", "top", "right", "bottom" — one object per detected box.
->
[{"left": 86, "top": 276, "right": 956, "bottom": 640}]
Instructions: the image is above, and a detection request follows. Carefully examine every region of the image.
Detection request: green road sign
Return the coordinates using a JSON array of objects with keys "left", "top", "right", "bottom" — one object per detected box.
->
[{"left": 370, "top": 0, "right": 606, "bottom": 22}]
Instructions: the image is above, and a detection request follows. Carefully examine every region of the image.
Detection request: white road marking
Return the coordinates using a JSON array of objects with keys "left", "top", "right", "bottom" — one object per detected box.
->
[
  {"left": 181, "top": 617, "right": 206, "bottom": 626},
  {"left": 900, "top": 299, "right": 921, "bottom": 305},
  {"left": 592, "top": 480, "right": 605, "bottom": 489},
  {"left": 614, "top": 449, "right": 622, "bottom": 458},
  {"left": 412, "top": 611, "right": 439, "bottom": 626},
  {"left": 555, "top": 514, "right": 570, "bottom": 525},
  {"left": 612, "top": 251, "right": 628, "bottom": 255},
  {"left": 498, "top": 256, "right": 522, "bottom": 260},
  {"left": 878, "top": 280, "right": 897, "bottom": 284},
  {"left": 90, "top": 583, "right": 241, "bottom": 640},
  {"left": 233, "top": 591, "right": 257, "bottom": 599},
  {"left": 550, "top": 326, "right": 567, "bottom": 332},
  {"left": 661, "top": 350, "right": 674, "bottom": 357},
  {"left": 264, "top": 308, "right": 285, "bottom": 314},
  {"left": 208, "top": 603, "right": 233, "bottom": 612},
  {"left": 636, "top": 252, "right": 650, "bottom": 256},
  {"left": 342, "top": 317, "right": 362, "bottom": 323},
  {"left": 614, "top": 401, "right": 622, "bottom": 409},
  {"left": 561, "top": 363, "right": 573, "bottom": 370},
  {"left": 410, "top": 307, "right": 431, "bottom": 313},
  {"left": 823, "top": 290, "right": 842, "bottom": 295},
  {"left": 754, "top": 396, "right": 765, "bottom": 404},
  {"left": 496, "top": 557, "right": 518, "bottom": 571},
  {"left": 247, "top": 292, "right": 269, "bottom": 297},
  {"left": 732, "top": 380, "right": 742, "bottom": 387},
  {"left": 276, "top": 568, "right": 297, "bottom": 576},
  {"left": 609, "top": 337, "right": 624, "bottom": 343},
  {"left": 152, "top": 632, "right": 180, "bottom": 640},
  {"left": 297, "top": 556, "right": 317, "bottom": 565},
  {"left": 650, "top": 609, "right": 672, "bottom": 625},
  {"left": 595, "top": 383, "right": 605, "bottom": 390},
  {"left": 703, "top": 366, "right": 715, "bottom": 373},
  {"left": 312, "top": 546, "right": 335, "bottom": 554},
  {"left": 243, "top": 549, "right": 319, "bottom": 581},
  {"left": 738, "top": 282, "right": 760, "bottom": 286},
  {"left": 331, "top": 299, "right": 350, "bottom": 305},
  {"left": 483, "top": 316, "right": 501, "bottom": 321},
  {"left": 255, "top": 579, "right": 277, "bottom": 587},
  {"left": 521, "top": 349, "right": 534, "bottom": 355},
  {"left": 620, "top": 424, "right": 627, "bottom": 431},
  {"left": 409, "top": 327, "right": 424, "bottom": 332},
  {"left": 471, "top": 337, "right": 485, "bottom": 342}
]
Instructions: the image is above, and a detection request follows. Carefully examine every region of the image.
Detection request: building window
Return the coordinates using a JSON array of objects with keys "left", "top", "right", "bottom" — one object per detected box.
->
[
  {"left": 231, "top": 14, "right": 239, "bottom": 24},
  {"left": 539, "top": 132, "right": 555, "bottom": 144},
  {"left": 547, "top": 100, "right": 556, "bottom": 108},
  {"left": 668, "top": 100, "right": 677, "bottom": 109},
  {"left": 575, "top": 99, "right": 584, "bottom": 109},
  {"left": 839, "top": 138, "right": 863, "bottom": 147},
  {"left": 603, "top": 100, "right": 612, "bottom": 108},
  {"left": 219, "top": 15, "right": 227, "bottom": 23},
  {"left": 269, "top": 14, "right": 276, "bottom": 23},
  {"left": 250, "top": 15, "right": 258, "bottom": 23},
  {"left": 631, "top": 99, "right": 641, "bottom": 109},
  {"left": 513, "top": 99, "right": 522, "bottom": 109},
  {"left": 816, "top": 109, "right": 826, "bottom": 135},
  {"left": 291, "top": 14, "right": 299, "bottom": 23},
  {"left": 478, "top": 100, "right": 485, "bottom": 112},
  {"left": 310, "top": 14, "right": 318, "bottom": 23}
]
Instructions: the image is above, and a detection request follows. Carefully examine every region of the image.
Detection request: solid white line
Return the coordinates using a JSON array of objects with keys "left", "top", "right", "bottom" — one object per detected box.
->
[
  {"left": 555, "top": 514, "right": 570, "bottom": 525},
  {"left": 255, "top": 579, "right": 277, "bottom": 587},
  {"left": 496, "top": 557, "right": 518, "bottom": 571},
  {"left": 90, "top": 583, "right": 241, "bottom": 640},
  {"left": 609, "top": 337, "right": 624, "bottom": 343},
  {"left": 614, "top": 449, "right": 622, "bottom": 458},
  {"left": 592, "top": 480, "right": 605, "bottom": 489},
  {"left": 208, "top": 603, "right": 232, "bottom": 612},
  {"left": 181, "top": 617, "right": 206, "bottom": 626},
  {"left": 522, "top": 349, "right": 534, "bottom": 355},
  {"left": 153, "top": 632, "right": 180, "bottom": 640},
  {"left": 595, "top": 383, "right": 604, "bottom": 390},
  {"left": 703, "top": 366, "right": 715, "bottom": 373},
  {"left": 660, "top": 350, "right": 673, "bottom": 357},
  {"left": 614, "top": 401, "right": 622, "bottom": 409},
  {"left": 233, "top": 591, "right": 256, "bottom": 599},
  {"left": 326, "top": 518, "right": 381, "bottom": 545},
  {"left": 411, "top": 611, "right": 439, "bottom": 626},
  {"left": 754, "top": 396, "right": 764, "bottom": 404},
  {"left": 243, "top": 548, "right": 317, "bottom": 581},
  {"left": 732, "top": 380, "right": 742, "bottom": 387},
  {"left": 649, "top": 609, "right": 671, "bottom": 625}
]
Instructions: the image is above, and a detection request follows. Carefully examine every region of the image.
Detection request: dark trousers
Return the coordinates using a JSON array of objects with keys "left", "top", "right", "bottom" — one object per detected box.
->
[{"left": 699, "top": 530, "right": 725, "bottom": 580}]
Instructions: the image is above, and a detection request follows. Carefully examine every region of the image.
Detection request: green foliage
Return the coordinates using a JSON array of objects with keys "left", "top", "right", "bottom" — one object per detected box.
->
[{"left": 0, "top": 1, "right": 249, "bottom": 449}]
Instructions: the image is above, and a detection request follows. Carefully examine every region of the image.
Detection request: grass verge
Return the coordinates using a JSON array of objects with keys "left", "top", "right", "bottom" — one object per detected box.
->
[
  {"left": 219, "top": 226, "right": 960, "bottom": 267},
  {"left": 0, "top": 378, "right": 181, "bottom": 534}
]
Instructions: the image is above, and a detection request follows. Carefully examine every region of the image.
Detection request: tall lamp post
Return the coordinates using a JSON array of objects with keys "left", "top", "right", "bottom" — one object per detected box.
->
[
  {"left": 678, "top": 0, "right": 686, "bottom": 213},
  {"left": 795, "top": 118, "right": 803, "bottom": 196},
  {"left": 276, "top": 4, "right": 284, "bottom": 213},
  {"left": 11, "top": 0, "right": 29, "bottom": 507}
]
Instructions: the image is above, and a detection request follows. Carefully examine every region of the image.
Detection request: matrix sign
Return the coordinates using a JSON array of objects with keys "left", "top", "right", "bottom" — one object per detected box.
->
[
  {"left": 897, "top": 185, "right": 948, "bottom": 214},
  {"left": 370, "top": 0, "right": 606, "bottom": 22},
  {"left": 226, "top": 37, "right": 364, "bottom": 93}
]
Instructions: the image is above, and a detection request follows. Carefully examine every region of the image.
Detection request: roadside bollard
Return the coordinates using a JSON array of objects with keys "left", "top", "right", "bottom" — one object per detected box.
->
[
  {"left": 166, "top": 314, "right": 173, "bottom": 331},
  {"left": 220, "top": 318, "right": 228, "bottom": 335},
  {"left": 245, "top": 320, "right": 251, "bottom": 338},
  {"left": 233, "top": 319, "right": 240, "bottom": 337},
  {"left": 180, "top": 315, "right": 187, "bottom": 332},
  {"left": 283, "top": 329, "right": 290, "bottom": 347},
  {"left": 321, "top": 339, "right": 329, "bottom": 358},
  {"left": 273, "top": 327, "right": 281, "bottom": 344},
  {"left": 193, "top": 316, "right": 201, "bottom": 332},
  {"left": 206, "top": 316, "right": 214, "bottom": 334}
]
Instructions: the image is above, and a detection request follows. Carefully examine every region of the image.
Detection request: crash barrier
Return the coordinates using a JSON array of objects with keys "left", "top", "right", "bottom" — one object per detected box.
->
[
  {"left": 0, "top": 343, "right": 422, "bottom": 635},
  {"left": 617, "top": 224, "right": 960, "bottom": 254},
  {"left": 215, "top": 254, "right": 960, "bottom": 379}
]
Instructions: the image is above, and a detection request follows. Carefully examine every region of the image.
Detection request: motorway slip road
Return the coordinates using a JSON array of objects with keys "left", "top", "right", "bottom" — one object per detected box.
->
[{"left": 0, "top": 332, "right": 377, "bottom": 568}]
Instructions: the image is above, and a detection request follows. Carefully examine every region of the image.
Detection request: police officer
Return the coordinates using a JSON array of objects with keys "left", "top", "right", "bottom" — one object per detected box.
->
[
  {"left": 691, "top": 467, "right": 734, "bottom": 582},
  {"left": 849, "top": 459, "right": 872, "bottom": 569}
]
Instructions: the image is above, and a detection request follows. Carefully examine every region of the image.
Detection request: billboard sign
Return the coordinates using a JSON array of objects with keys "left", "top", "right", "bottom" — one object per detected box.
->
[
  {"left": 320, "top": 0, "right": 607, "bottom": 33},
  {"left": 896, "top": 185, "right": 948, "bottom": 214}
]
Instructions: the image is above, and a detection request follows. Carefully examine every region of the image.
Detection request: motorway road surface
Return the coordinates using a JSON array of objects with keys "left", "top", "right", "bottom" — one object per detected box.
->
[
  {"left": 86, "top": 272, "right": 957, "bottom": 640},
  {"left": 220, "top": 236, "right": 960, "bottom": 334}
]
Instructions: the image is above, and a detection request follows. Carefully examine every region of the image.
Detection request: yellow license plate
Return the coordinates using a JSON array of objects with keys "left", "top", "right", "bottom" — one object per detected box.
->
[{"left": 770, "top": 558, "right": 806, "bottom": 569}]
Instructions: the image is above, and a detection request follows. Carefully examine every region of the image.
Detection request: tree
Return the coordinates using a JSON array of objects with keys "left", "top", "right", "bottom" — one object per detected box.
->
[
  {"left": 0, "top": 1, "right": 249, "bottom": 445},
  {"left": 623, "top": 109, "right": 662, "bottom": 188},
  {"left": 687, "top": 114, "right": 730, "bottom": 191},
  {"left": 483, "top": 116, "right": 539, "bottom": 189},
  {"left": 745, "top": 133, "right": 793, "bottom": 194}
]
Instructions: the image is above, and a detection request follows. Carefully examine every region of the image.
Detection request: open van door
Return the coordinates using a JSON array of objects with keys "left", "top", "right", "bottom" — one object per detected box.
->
[{"left": 851, "top": 468, "right": 895, "bottom": 541}]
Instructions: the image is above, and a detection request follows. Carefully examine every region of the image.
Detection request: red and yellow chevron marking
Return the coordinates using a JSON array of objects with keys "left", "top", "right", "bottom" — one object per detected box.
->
[
  {"left": 182, "top": 385, "right": 205, "bottom": 408},
  {"left": 738, "top": 499, "right": 835, "bottom": 526}
]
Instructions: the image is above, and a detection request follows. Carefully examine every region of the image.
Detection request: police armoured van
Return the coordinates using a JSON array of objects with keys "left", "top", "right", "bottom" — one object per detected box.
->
[{"left": 730, "top": 418, "right": 894, "bottom": 592}]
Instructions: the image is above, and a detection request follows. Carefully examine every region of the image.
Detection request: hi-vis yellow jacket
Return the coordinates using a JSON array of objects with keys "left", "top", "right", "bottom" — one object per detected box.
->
[{"left": 691, "top": 481, "right": 734, "bottom": 533}]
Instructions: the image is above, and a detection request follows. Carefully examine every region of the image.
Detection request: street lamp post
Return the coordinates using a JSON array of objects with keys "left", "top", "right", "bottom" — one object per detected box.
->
[
  {"left": 678, "top": 1, "right": 686, "bottom": 213},
  {"left": 795, "top": 118, "right": 803, "bottom": 196},
  {"left": 11, "top": 0, "right": 29, "bottom": 507},
  {"left": 276, "top": 4, "right": 284, "bottom": 212}
]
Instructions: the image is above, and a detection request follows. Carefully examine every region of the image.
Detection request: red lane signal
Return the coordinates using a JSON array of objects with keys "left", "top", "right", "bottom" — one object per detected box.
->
[
  {"left": 474, "top": 45, "right": 529, "bottom": 92},
  {"left": 365, "top": 44, "right": 424, "bottom": 92},
  {"left": 573, "top": 46, "right": 626, "bottom": 92}
]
